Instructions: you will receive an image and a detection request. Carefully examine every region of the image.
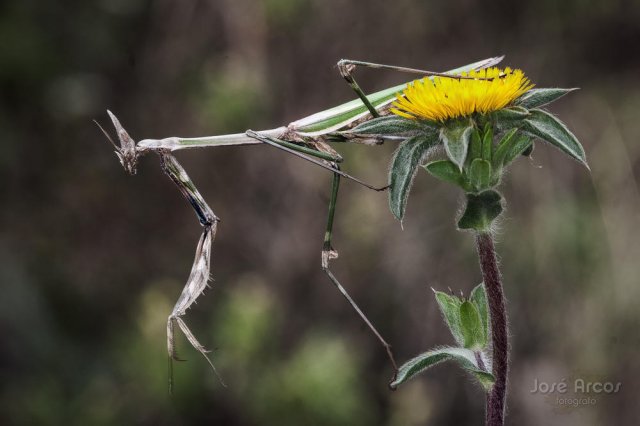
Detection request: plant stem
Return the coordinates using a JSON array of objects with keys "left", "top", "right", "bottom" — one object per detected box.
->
[{"left": 476, "top": 232, "right": 508, "bottom": 426}]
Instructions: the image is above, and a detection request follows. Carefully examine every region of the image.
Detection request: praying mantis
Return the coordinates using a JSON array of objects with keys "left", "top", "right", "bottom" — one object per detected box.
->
[{"left": 99, "top": 55, "right": 505, "bottom": 390}]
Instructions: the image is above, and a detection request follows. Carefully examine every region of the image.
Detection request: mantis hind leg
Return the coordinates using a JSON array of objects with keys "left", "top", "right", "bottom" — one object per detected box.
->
[{"left": 321, "top": 167, "right": 398, "bottom": 376}]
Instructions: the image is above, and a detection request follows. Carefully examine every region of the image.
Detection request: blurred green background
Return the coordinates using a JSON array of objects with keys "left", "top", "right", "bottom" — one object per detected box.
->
[{"left": 1, "top": 0, "right": 639, "bottom": 425}]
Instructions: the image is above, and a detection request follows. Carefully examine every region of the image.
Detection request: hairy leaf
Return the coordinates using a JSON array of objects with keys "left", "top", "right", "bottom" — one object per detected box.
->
[
  {"left": 388, "top": 134, "right": 439, "bottom": 220},
  {"left": 492, "top": 106, "right": 529, "bottom": 132},
  {"left": 460, "top": 301, "right": 486, "bottom": 349},
  {"left": 423, "top": 160, "right": 466, "bottom": 189},
  {"left": 470, "top": 283, "right": 489, "bottom": 338},
  {"left": 522, "top": 109, "right": 588, "bottom": 167},
  {"left": 468, "top": 158, "right": 492, "bottom": 191},
  {"left": 348, "top": 116, "right": 436, "bottom": 137},
  {"left": 457, "top": 190, "right": 503, "bottom": 231},
  {"left": 481, "top": 124, "right": 493, "bottom": 161},
  {"left": 467, "top": 128, "right": 482, "bottom": 166},
  {"left": 434, "top": 291, "right": 464, "bottom": 346},
  {"left": 493, "top": 128, "right": 518, "bottom": 168},
  {"left": 440, "top": 119, "right": 474, "bottom": 170},
  {"left": 515, "top": 88, "right": 577, "bottom": 109},
  {"left": 493, "top": 129, "right": 532, "bottom": 168},
  {"left": 503, "top": 134, "right": 533, "bottom": 166},
  {"left": 390, "top": 347, "right": 495, "bottom": 390}
]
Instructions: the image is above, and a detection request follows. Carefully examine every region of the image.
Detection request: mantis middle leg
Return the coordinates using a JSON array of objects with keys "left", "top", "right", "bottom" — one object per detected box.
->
[
  {"left": 336, "top": 56, "right": 505, "bottom": 117},
  {"left": 246, "top": 130, "right": 398, "bottom": 376}
]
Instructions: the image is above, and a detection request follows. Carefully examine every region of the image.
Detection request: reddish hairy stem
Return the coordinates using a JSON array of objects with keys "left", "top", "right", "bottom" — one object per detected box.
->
[{"left": 476, "top": 232, "right": 508, "bottom": 426}]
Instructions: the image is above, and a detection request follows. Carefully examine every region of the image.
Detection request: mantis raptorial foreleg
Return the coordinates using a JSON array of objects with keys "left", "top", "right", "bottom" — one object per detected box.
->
[
  {"left": 336, "top": 57, "right": 506, "bottom": 117},
  {"left": 245, "top": 130, "right": 398, "bottom": 375},
  {"left": 159, "top": 153, "right": 224, "bottom": 391}
]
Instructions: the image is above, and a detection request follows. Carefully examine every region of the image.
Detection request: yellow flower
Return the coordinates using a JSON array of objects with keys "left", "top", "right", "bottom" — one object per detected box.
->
[{"left": 390, "top": 67, "right": 534, "bottom": 122}]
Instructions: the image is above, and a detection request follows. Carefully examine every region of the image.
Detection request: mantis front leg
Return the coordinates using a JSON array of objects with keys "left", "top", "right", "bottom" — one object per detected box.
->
[{"left": 159, "top": 153, "right": 224, "bottom": 392}]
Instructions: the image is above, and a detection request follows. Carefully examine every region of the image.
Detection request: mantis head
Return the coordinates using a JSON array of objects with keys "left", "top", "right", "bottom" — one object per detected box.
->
[{"left": 95, "top": 110, "right": 139, "bottom": 175}]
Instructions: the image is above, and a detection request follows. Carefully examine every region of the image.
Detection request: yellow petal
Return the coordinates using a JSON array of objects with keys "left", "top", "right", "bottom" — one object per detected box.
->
[{"left": 390, "top": 67, "right": 534, "bottom": 122}]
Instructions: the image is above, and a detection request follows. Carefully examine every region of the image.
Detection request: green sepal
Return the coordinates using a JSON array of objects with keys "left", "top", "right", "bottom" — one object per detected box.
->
[
  {"left": 440, "top": 118, "right": 474, "bottom": 170},
  {"left": 522, "top": 109, "right": 588, "bottom": 167},
  {"left": 503, "top": 134, "right": 532, "bottom": 165},
  {"left": 469, "top": 283, "right": 489, "bottom": 338},
  {"left": 481, "top": 124, "right": 493, "bottom": 161},
  {"left": 493, "top": 129, "right": 533, "bottom": 169},
  {"left": 460, "top": 300, "right": 486, "bottom": 350},
  {"left": 457, "top": 190, "right": 504, "bottom": 231},
  {"left": 388, "top": 134, "right": 439, "bottom": 220},
  {"left": 423, "top": 160, "right": 468, "bottom": 190},
  {"left": 515, "top": 88, "right": 578, "bottom": 109},
  {"left": 491, "top": 106, "right": 529, "bottom": 132},
  {"left": 467, "top": 128, "right": 482, "bottom": 166},
  {"left": 433, "top": 290, "right": 464, "bottom": 346},
  {"left": 390, "top": 347, "right": 494, "bottom": 390},
  {"left": 347, "top": 115, "right": 437, "bottom": 138},
  {"left": 469, "top": 159, "right": 492, "bottom": 192}
]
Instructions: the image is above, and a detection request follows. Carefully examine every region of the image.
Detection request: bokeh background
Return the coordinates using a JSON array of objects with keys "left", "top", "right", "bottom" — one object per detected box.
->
[{"left": 2, "top": 0, "right": 639, "bottom": 425}]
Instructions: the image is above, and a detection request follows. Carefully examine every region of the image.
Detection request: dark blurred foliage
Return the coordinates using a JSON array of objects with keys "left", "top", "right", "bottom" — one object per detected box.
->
[{"left": 1, "top": 0, "right": 639, "bottom": 425}]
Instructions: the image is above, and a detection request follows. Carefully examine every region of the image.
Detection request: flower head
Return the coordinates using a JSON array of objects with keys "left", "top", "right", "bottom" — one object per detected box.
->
[{"left": 391, "top": 67, "right": 534, "bottom": 122}]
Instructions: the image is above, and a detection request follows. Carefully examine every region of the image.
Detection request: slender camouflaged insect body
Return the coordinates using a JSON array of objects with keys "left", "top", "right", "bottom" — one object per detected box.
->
[{"left": 100, "top": 56, "right": 505, "bottom": 390}]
